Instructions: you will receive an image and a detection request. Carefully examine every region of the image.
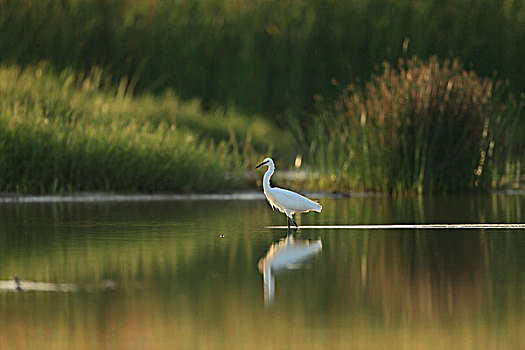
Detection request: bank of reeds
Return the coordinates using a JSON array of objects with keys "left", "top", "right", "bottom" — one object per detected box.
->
[
  {"left": 1, "top": 0, "right": 524, "bottom": 117},
  {"left": 0, "top": 64, "right": 291, "bottom": 193},
  {"left": 302, "top": 57, "right": 525, "bottom": 193}
]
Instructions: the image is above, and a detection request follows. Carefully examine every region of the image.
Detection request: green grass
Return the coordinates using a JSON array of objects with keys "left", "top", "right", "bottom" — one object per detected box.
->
[
  {"left": 0, "top": 60, "right": 522, "bottom": 194},
  {"left": 0, "top": 64, "right": 292, "bottom": 193},
  {"left": 0, "top": 0, "right": 524, "bottom": 117},
  {"left": 299, "top": 57, "right": 525, "bottom": 193}
]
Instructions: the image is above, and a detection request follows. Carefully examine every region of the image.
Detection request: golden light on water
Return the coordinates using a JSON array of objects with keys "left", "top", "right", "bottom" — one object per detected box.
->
[{"left": 0, "top": 196, "right": 524, "bottom": 349}]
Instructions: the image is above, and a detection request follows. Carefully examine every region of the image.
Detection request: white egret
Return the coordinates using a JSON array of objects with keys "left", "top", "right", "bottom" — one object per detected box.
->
[{"left": 256, "top": 157, "right": 322, "bottom": 230}]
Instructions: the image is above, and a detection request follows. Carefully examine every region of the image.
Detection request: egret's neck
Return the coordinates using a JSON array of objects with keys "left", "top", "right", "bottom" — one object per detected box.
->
[{"left": 263, "top": 164, "right": 274, "bottom": 193}]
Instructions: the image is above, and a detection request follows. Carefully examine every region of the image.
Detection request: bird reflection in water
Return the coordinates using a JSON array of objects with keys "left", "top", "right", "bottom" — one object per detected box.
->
[{"left": 258, "top": 234, "right": 322, "bottom": 306}]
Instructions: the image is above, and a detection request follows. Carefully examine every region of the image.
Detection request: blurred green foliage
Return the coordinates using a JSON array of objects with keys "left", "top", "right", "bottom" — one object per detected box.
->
[{"left": 1, "top": 0, "right": 523, "bottom": 117}]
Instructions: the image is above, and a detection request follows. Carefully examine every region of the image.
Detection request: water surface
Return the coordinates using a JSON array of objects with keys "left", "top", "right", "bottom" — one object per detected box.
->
[{"left": 1, "top": 195, "right": 524, "bottom": 349}]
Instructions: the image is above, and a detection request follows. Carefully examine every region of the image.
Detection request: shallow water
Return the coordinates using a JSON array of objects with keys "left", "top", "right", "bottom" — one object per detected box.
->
[{"left": 1, "top": 194, "right": 524, "bottom": 349}]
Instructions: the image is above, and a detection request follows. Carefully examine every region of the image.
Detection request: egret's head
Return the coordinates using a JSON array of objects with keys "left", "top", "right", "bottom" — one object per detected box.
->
[{"left": 256, "top": 157, "right": 273, "bottom": 169}]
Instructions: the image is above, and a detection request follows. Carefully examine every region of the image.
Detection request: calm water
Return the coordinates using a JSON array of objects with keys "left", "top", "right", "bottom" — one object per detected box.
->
[{"left": 1, "top": 194, "right": 524, "bottom": 349}]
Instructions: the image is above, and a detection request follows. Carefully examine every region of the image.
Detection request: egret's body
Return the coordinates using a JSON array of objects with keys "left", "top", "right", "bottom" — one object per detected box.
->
[{"left": 256, "top": 158, "right": 322, "bottom": 229}]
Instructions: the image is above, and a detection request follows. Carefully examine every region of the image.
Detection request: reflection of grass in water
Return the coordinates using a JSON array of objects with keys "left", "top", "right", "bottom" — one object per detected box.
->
[
  {"left": 2, "top": 292, "right": 524, "bottom": 349},
  {"left": 0, "top": 196, "right": 525, "bottom": 347},
  {"left": 0, "top": 198, "right": 524, "bottom": 348},
  {"left": 0, "top": 200, "right": 274, "bottom": 281},
  {"left": 1, "top": 195, "right": 523, "bottom": 281},
  {"left": 0, "top": 64, "right": 292, "bottom": 193},
  {"left": 1, "top": 242, "right": 524, "bottom": 350}
]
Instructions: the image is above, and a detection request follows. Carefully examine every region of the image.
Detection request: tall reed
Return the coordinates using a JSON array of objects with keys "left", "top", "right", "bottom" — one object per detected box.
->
[{"left": 304, "top": 57, "right": 525, "bottom": 193}]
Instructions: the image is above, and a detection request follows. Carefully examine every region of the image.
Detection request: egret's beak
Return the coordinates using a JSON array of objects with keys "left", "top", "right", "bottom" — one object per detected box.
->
[{"left": 256, "top": 160, "right": 269, "bottom": 169}]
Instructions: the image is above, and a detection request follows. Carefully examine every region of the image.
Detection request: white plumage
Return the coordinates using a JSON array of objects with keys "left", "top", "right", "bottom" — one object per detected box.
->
[{"left": 256, "top": 157, "right": 322, "bottom": 229}]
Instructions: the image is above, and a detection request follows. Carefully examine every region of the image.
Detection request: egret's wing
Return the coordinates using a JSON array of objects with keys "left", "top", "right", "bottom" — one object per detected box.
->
[
  {"left": 272, "top": 187, "right": 322, "bottom": 213},
  {"left": 263, "top": 190, "right": 281, "bottom": 212}
]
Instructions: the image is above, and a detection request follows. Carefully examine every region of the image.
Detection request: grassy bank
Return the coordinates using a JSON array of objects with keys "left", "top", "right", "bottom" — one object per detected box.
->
[
  {"left": 0, "top": 60, "right": 523, "bottom": 195},
  {"left": 0, "top": 64, "right": 292, "bottom": 193},
  {"left": 1, "top": 0, "right": 524, "bottom": 117},
  {"left": 299, "top": 57, "right": 525, "bottom": 193}
]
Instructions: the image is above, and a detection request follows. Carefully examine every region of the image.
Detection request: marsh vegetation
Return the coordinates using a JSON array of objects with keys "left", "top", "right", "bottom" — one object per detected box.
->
[{"left": 0, "top": 0, "right": 524, "bottom": 193}]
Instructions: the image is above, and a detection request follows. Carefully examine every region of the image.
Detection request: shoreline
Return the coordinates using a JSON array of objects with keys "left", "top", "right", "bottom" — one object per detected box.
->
[
  {"left": 0, "top": 189, "right": 522, "bottom": 204},
  {"left": 0, "top": 191, "right": 362, "bottom": 204}
]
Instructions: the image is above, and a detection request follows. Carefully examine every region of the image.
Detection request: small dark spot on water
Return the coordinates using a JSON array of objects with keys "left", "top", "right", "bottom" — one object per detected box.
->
[{"left": 14, "top": 276, "right": 22, "bottom": 291}]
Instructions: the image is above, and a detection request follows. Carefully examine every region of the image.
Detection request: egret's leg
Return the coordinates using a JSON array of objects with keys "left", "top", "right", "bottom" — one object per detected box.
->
[
  {"left": 291, "top": 216, "right": 298, "bottom": 229},
  {"left": 287, "top": 217, "right": 291, "bottom": 231}
]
